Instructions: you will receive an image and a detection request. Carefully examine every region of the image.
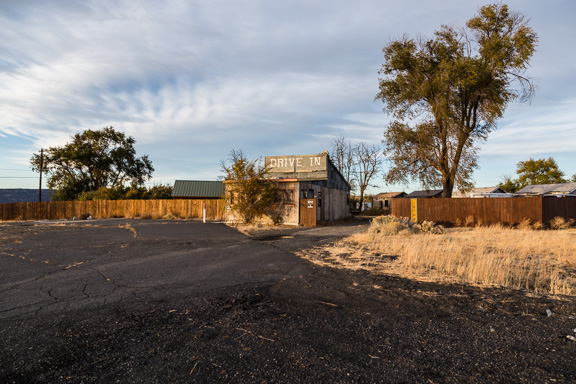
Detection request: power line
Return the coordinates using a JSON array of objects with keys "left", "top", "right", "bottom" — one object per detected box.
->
[{"left": 0, "top": 177, "right": 37, "bottom": 178}]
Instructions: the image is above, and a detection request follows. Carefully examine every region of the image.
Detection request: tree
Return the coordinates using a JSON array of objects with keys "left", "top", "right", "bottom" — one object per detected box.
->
[
  {"left": 331, "top": 138, "right": 381, "bottom": 210},
  {"left": 331, "top": 136, "right": 356, "bottom": 190},
  {"left": 30, "top": 127, "right": 154, "bottom": 201},
  {"left": 499, "top": 157, "right": 568, "bottom": 192},
  {"left": 221, "top": 149, "right": 277, "bottom": 224},
  {"left": 353, "top": 142, "right": 382, "bottom": 211},
  {"left": 76, "top": 184, "right": 173, "bottom": 201},
  {"left": 376, "top": 4, "right": 537, "bottom": 197}
]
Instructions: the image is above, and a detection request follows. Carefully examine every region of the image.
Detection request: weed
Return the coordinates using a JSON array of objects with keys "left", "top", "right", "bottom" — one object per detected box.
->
[{"left": 549, "top": 216, "right": 574, "bottom": 230}]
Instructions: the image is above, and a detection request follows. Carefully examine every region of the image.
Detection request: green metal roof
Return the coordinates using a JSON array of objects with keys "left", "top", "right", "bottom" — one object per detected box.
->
[{"left": 172, "top": 180, "right": 224, "bottom": 198}]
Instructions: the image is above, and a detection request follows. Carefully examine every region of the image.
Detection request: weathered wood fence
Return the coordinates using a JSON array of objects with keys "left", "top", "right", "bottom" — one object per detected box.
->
[
  {"left": 0, "top": 199, "right": 224, "bottom": 221},
  {"left": 392, "top": 197, "right": 576, "bottom": 227}
]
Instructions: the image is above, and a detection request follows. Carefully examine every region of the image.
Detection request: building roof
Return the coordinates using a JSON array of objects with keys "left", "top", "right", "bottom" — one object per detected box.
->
[
  {"left": 172, "top": 180, "right": 224, "bottom": 198},
  {"left": 404, "top": 189, "right": 443, "bottom": 198},
  {"left": 452, "top": 187, "right": 507, "bottom": 198},
  {"left": 516, "top": 182, "right": 576, "bottom": 196},
  {"left": 373, "top": 192, "right": 406, "bottom": 199}
]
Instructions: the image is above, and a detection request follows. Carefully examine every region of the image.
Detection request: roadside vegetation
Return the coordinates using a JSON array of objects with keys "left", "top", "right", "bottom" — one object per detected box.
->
[{"left": 299, "top": 216, "right": 576, "bottom": 296}]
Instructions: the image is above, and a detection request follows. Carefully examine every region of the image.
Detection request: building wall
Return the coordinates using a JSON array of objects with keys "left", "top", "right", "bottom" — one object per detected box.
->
[
  {"left": 224, "top": 180, "right": 350, "bottom": 225},
  {"left": 300, "top": 182, "right": 350, "bottom": 223},
  {"left": 373, "top": 197, "right": 392, "bottom": 210},
  {"left": 224, "top": 181, "right": 300, "bottom": 225}
]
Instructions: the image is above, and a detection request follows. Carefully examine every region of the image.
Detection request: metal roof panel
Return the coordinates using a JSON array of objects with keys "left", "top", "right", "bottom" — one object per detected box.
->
[{"left": 172, "top": 180, "right": 224, "bottom": 198}]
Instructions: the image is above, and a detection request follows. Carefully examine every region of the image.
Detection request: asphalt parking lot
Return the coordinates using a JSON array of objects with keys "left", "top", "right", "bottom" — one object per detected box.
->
[
  {"left": 0, "top": 219, "right": 318, "bottom": 319},
  {"left": 1, "top": 219, "right": 575, "bottom": 383}
]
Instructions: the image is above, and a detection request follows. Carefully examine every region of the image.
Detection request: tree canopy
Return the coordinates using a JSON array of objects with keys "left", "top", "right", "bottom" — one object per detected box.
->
[
  {"left": 221, "top": 149, "right": 277, "bottom": 224},
  {"left": 499, "top": 157, "right": 568, "bottom": 193},
  {"left": 30, "top": 127, "right": 154, "bottom": 201},
  {"left": 376, "top": 3, "right": 537, "bottom": 197}
]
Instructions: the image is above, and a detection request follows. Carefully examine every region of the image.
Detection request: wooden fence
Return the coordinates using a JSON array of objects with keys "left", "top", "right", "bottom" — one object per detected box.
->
[
  {"left": 391, "top": 197, "right": 576, "bottom": 227},
  {"left": 0, "top": 199, "right": 224, "bottom": 221}
]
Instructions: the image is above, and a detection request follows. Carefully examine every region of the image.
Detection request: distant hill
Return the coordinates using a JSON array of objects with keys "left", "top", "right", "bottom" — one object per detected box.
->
[{"left": 0, "top": 189, "right": 52, "bottom": 204}]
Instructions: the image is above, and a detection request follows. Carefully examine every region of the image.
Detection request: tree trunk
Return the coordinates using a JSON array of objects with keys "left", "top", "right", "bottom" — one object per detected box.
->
[{"left": 442, "top": 176, "right": 454, "bottom": 198}]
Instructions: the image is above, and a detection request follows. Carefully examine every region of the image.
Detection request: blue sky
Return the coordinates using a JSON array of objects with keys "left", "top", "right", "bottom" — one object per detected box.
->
[{"left": 1, "top": 0, "right": 575, "bottom": 193}]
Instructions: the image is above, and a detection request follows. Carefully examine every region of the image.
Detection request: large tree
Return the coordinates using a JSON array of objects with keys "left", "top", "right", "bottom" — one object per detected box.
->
[
  {"left": 500, "top": 157, "right": 568, "bottom": 193},
  {"left": 376, "top": 4, "right": 537, "bottom": 197},
  {"left": 31, "top": 127, "right": 154, "bottom": 201}
]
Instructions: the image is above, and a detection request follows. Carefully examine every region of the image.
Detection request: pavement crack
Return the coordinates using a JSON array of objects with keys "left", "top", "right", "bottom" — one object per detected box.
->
[
  {"left": 82, "top": 284, "right": 89, "bottom": 298},
  {"left": 90, "top": 267, "right": 121, "bottom": 289}
]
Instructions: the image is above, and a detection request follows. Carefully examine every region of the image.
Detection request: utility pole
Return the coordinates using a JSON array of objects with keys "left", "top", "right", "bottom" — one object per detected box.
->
[{"left": 38, "top": 148, "right": 44, "bottom": 203}]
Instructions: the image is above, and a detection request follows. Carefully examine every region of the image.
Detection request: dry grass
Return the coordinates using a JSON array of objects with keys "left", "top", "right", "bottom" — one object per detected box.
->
[{"left": 299, "top": 223, "right": 576, "bottom": 296}]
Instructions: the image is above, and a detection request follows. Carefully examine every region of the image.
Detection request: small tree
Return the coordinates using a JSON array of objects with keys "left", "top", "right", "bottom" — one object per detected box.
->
[
  {"left": 353, "top": 142, "right": 382, "bottom": 211},
  {"left": 221, "top": 149, "right": 277, "bottom": 224},
  {"left": 331, "top": 136, "right": 357, "bottom": 190},
  {"left": 499, "top": 157, "right": 568, "bottom": 192},
  {"left": 331, "top": 139, "right": 381, "bottom": 211}
]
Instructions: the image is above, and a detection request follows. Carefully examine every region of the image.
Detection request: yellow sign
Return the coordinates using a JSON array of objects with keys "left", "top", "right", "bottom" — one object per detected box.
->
[{"left": 411, "top": 199, "right": 418, "bottom": 223}]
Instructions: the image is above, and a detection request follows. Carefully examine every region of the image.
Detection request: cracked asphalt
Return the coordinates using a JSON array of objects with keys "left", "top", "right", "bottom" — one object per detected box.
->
[
  {"left": 0, "top": 219, "right": 314, "bottom": 319},
  {"left": 1, "top": 218, "right": 575, "bottom": 383}
]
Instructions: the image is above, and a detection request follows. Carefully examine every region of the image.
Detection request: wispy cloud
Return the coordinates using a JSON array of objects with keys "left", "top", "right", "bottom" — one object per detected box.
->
[{"left": 1, "top": 0, "right": 575, "bottom": 189}]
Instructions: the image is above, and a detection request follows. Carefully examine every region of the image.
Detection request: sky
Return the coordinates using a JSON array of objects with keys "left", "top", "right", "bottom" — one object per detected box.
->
[{"left": 1, "top": 0, "right": 575, "bottom": 194}]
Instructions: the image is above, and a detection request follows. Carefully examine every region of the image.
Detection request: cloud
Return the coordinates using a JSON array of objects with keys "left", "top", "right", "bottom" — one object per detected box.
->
[
  {"left": 483, "top": 99, "right": 576, "bottom": 156},
  {"left": 1, "top": 0, "right": 575, "bottom": 189}
]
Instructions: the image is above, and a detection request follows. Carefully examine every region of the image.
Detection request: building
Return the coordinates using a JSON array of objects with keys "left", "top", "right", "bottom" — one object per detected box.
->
[
  {"left": 404, "top": 189, "right": 443, "bottom": 198},
  {"left": 225, "top": 152, "right": 351, "bottom": 226},
  {"left": 372, "top": 192, "right": 406, "bottom": 210},
  {"left": 171, "top": 180, "right": 224, "bottom": 199},
  {"left": 515, "top": 182, "right": 576, "bottom": 197},
  {"left": 452, "top": 186, "right": 509, "bottom": 198}
]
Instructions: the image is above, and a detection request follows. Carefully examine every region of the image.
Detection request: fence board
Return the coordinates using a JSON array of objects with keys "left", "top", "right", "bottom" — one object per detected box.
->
[
  {"left": 391, "top": 197, "right": 552, "bottom": 227},
  {"left": 542, "top": 197, "right": 576, "bottom": 225},
  {"left": 0, "top": 199, "right": 223, "bottom": 221}
]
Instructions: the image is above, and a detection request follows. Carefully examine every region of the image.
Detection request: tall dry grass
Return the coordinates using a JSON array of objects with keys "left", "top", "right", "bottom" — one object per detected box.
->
[{"left": 302, "top": 222, "right": 576, "bottom": 296}]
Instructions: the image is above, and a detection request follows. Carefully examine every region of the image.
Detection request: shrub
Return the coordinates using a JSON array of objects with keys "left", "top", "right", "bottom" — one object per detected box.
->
[
  {"left": 369, "top": 215, "right": 444, "bottom": 235},
  {"left": 549, "top": 216, "right": 573, "bottom": 230},
  {"left": 517, "top": 218, "right": 533, "bottom": 230}
]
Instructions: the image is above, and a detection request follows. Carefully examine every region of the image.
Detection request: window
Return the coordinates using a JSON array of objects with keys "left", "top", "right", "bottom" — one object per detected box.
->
[{"left": 275, "top": 189, "right": 294, "bottom": 205}]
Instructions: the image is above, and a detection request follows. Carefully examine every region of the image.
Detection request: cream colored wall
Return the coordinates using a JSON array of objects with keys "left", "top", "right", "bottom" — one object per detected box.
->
[{"left": 224, "top": 181, "right": 300, "bottom": 225}]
